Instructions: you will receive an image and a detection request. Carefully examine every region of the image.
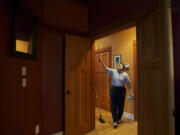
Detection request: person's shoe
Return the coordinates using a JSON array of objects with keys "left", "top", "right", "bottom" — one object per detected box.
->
[
  {"left": 113, "top": 122, "right": 118, "bottom": 128},
  {"left": 117, "top": 119, "right": 121, "bottom": 124}
]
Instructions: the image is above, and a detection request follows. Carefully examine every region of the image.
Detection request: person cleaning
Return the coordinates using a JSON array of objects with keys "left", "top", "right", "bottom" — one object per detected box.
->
[{"left": 98, "top": 56, "right": 134, "bottom": 128}]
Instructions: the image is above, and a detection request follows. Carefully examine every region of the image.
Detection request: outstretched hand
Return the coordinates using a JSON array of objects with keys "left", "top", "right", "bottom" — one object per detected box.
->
[
  {"left": 127, "top": 91, "right": 134, "bottom": 100},
  {"left": 129, "top": 88, "right": 134, "bottom": 97},
  {"left": 129, "top": 93, "right": 134, "bottom": 97}
]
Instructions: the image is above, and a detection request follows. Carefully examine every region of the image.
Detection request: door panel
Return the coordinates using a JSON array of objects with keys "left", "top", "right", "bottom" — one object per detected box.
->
[
  {"left": 94, "top": 49, "right": 111, "bottom": 111},
  {"left": 137, "top": 1, "right": 175, "bottom": 134},
  {"left": 65, "top": 34, "right": 92, "bottom": 135}
]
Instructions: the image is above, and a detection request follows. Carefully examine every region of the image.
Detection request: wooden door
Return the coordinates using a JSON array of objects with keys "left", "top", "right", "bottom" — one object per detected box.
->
[
  {"left": 137, "top": 0, "right": 175, "bottom": 135},
  {"left": 94, "top": 48, "right": 111, "bottom": 111},
  {"left": 133, "top": 40, "right": 138, "bottom": 121},
  {"left": 65, "top": 34, "right": 92, "bottom": 135}
]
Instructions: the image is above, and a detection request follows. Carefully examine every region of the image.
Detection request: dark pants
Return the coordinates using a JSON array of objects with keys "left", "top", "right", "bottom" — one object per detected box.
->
[{"left": 110, "top": 86, "right": 126, "bottom": 123}]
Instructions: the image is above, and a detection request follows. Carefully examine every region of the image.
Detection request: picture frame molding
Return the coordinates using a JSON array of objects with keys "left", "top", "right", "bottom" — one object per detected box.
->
[
  {"left": 11, "top": 1, "right": 39, "bottom": 60},
  {"left": 113, "top": 54, "right": 122, "bottom": 69}
]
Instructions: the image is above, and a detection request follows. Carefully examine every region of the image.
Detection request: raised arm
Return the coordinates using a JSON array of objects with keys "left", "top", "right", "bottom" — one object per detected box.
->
[
  {"left": 97, "top": 56, "right": 114, "bottom": 75},
  {"left": 98, "top": 56, "right": 108, "bottom": 71}
]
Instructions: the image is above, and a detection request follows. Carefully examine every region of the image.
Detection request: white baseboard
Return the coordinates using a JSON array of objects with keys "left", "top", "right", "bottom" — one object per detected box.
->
[
  {"left": 123, "top": 112, "right": 134, "bottom": 120},
  {"left": 52, "top": 131, "right": 64, "bottom": 135}
]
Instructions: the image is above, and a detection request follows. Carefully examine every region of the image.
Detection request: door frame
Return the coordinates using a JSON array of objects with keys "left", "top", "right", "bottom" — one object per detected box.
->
[
  {"left": 91, "top": 24, "right": 137, "bottom": 129},
  {"left": 89, "top": 0, "right": 175, "bottom": 134},
  {"left": 133, "top": 40, "right": 138, "bottom": 121},
  {"left": 63, "top": 3, "right": 148, "bottom": 133},
  {"left": 63, "top": 0, "right": 175, "bottom": 134},
  {"left": 92, "top": 36, "right": 138, "bottom": 121},
  {"left": 90, "top": 22, "right": 138, "bottom": 130}
]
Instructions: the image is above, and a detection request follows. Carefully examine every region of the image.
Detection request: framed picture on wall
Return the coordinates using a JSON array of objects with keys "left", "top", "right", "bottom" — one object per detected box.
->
[
  {"left": 114, "top": 55, "right": 121, "bottom": 69},
  {"left": 11, "top": 2, "right": 39, "bottom": 60}
]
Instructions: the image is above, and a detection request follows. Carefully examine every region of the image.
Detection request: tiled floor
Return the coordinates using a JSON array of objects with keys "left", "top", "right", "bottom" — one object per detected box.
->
[{"left": 86, "top": 108, "right": 137, "bottom": 135}]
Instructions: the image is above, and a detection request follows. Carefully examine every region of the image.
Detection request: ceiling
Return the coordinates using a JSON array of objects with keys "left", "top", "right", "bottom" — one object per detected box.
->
[{"left": 67, "top": 0, "right": 140, "bottom": 6}]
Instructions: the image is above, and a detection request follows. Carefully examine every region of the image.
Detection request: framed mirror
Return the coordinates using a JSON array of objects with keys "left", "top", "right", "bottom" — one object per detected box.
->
[{"left": 11, "top": 2, "right": 39, "bottom": 60}]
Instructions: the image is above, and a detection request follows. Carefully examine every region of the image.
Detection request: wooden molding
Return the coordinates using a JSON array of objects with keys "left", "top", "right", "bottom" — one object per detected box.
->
[
  {"left": 94, "top": 47, "right": 112, "bottom": 54},
  {"left": 133, "top": 40, "right": 138, "bottom": 121}
]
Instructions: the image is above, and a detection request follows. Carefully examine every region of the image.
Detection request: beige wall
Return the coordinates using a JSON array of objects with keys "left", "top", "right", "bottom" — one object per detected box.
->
[{"left": 95, "top": 26, "right": 136, "bottom": 115}]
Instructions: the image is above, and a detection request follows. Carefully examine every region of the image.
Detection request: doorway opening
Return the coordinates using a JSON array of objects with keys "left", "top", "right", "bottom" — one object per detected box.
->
[
  {"left": 88, "top": 26, "right": 138, "bottom": 135},
  {"left": 64, "top": 3, "right": 175, "bottom": 134}
]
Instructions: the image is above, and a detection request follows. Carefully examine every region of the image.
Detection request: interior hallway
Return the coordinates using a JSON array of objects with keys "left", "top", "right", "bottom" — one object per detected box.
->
[{"left": 86, "top": 108, "right": 137, "bottom": 135}]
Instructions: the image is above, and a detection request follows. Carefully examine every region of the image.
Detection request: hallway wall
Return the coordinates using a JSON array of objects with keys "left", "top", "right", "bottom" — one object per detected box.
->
[
  {"left": 0, "top": 0, "right": 43, "bottom": 134},
  {"left": 95, "top": 27, "right": 136, "bottom": 115}
]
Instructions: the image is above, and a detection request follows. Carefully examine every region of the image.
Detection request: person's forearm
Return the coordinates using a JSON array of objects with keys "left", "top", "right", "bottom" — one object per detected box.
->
[
  {"left": 127, "top": 83, "right": 131, "bottom": 90},
  {"left": 127, "top": 83, "right": 133, "bottom": 96}
]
